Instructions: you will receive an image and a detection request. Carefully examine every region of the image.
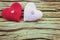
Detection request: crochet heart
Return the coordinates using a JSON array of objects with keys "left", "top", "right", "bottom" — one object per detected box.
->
[
  {"left": 2, "top": 2, "right": 22, "bottom": 22},
  {"left": 24, "top": 2, "right": 43, "bottom": 21}
]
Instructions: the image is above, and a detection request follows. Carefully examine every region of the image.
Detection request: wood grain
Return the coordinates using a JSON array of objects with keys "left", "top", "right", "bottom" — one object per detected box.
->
[
  {"left": 0, "top": 0, "right": 60, "bottom": 40},
  {"left": 0, "top": 0, "right": 60, "bottom": 2},
  {"left": 0, "top": 2, "right": 58, "bottom": 10},
  {"left": 0, "top": 18, "right": 60, "bottom": 22},
  {"left": 0, "top": 12, "right": 60, "bottom": 18},
  {"left": 0, "top": 21, "right": 60, "bottom": 30}
]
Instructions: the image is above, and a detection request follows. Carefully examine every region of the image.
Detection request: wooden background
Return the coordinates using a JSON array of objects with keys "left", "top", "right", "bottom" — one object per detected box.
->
[{"left": 0, "top": 0, "right": 60, "bottom": 40}]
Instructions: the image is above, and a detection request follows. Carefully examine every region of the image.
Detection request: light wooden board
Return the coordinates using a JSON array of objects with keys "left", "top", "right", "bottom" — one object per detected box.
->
[
  {"left": 0, "top": 33, "right": 53, "bottom": 40},
  {"left": 0, "top": 1, "right": 60, "bottom": 40},
  {"left": 0, "top": 18, "right": 60, "bottom": 22},
  {"left": 0, "top": 2, "right": 58, "bottom": 10},
  {"left": 0, "top": 12, "right": 60, "bottom": 18},
  {"left": 0, "top": 0, "right": 60, "bottom": 2},
  {"left": 0, "top": 21, "right": 60, "bottom": 30},
  {"left": 0, "top": 2, "right": 59, "bottom": 18},
  {"left": 0, "top": 9, "right": 56, "bottom": 17}
]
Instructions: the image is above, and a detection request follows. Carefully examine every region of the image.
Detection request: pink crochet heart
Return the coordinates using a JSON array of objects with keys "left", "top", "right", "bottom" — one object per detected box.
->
[{"left": 24, "top": 2, "right": 43, "bottom": 21}]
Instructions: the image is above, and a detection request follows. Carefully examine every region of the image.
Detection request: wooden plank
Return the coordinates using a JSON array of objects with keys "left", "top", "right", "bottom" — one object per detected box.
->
[
  {"left": 0, "top": 2, "right": 58, "bottom": 7},
  {"left": 7, "top": 29, "right": 54, "bottom": 37},
  {"left": 0, "top": 32, "right": 7, "bottom": 35},
  {"left": 0, "top": 29, "right": 55, "bottom": 34},
  {"left": 0, "top": 7, "right": 56, "bottom": 11},
  {"left": 0, "top": 2, "right": 59, "bottom": 12},
  {"left": 24, "top": 38, "right": 48, "bottom": 40},
  {"left": 57, "top": 6, "right": 60, "bottom": 9},
  {"left": 24, "top": 0, "right": 60, "bottom": 2},
  {"left": 0, "top": 28, "right": 55, "bottom": 36},
  {"left": 0, "top": 0, "right": 60, "bottom": 2},
  {"left": 0, "top": 19, "right": 60, "bottom": 24},
  {"left": 56, "top": 38, "right": 60, "bottom": 40},
  {"left": 55, "top": 30, "right": 60, "bottom": 34},
  {"left": 36, "top": 2, "right": 60, "bottom": 6},
  {"left": 0, "top": 21, "right": 60, "bottom": 30},
  {"left": 0, "top": 18, "right": 7, "bottom": 22},
  {"left": 40, "top": 18, "right": 60, "bottom": 21},
  {"left": 43, "top": 12, "right": 60, "bottom": 18},
  {"left": 38, "top": 21, "right": 60, "bottom": 24},
  {"left": 0, "top": 1, "right": 59, "bottom": 40},
  {"left": 0, "top": 33, "right": 53, "bottom": 40},
  {"left": 0, "top": 0, "right": 23, "bottom": 2},
  {"left": 0, "top": 29, "right": 53, "bottom": 40},
  {"left": 52, "top": 35, "right": 57, "bottom": 40},
  {"left": 56, "top": 35, "right": 60, "bottom": 40},
  {"left": 0, "top": 18, "right": 60, "bottom": 22},
  {"left": 41, "top": 0, "right": 60, "bottom": 2},
  {"left": 0, "top": 12, "right": 60, "bottom": 18}
]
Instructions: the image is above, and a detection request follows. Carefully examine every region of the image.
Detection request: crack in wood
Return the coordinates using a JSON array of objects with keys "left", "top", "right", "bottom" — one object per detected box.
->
[{"left": 0, "top": 27, "right": 60, "bottom": 32}]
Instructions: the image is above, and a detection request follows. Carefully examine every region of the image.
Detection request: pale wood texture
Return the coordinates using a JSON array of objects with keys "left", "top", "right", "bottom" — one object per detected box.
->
[{"left": 0, "top": 0, "right": 60, "bottom": 40}]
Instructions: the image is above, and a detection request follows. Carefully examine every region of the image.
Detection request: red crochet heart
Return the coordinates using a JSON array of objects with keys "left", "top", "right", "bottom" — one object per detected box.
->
[{"left": 2, "top": 2, "right": 22, "bottom": 22}]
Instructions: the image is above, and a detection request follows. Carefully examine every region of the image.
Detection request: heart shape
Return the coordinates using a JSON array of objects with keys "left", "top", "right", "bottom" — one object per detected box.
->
[
  {"left": 24, "top": 2, "right": 43, "bottom": 21},
  {"left": 2, "top": 2, "right": 22, "bottom": 22}
]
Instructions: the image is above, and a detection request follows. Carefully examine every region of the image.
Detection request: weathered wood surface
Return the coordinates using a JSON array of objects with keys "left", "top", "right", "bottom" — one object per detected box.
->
[
  {"left": 0, "top": 2, "right": 59, "bottom": 10},
  {"left": 0, "top": 2, "right": 60, "bottom": 18},
  {"left": 0, "top": 0, "right": 60, "bottom": 40},
  {"left": 0, "top": 0, "right": 60, "bottom": 2},
  {"left": 0, "top": 12, "right": 60, "bottom": 18}
]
